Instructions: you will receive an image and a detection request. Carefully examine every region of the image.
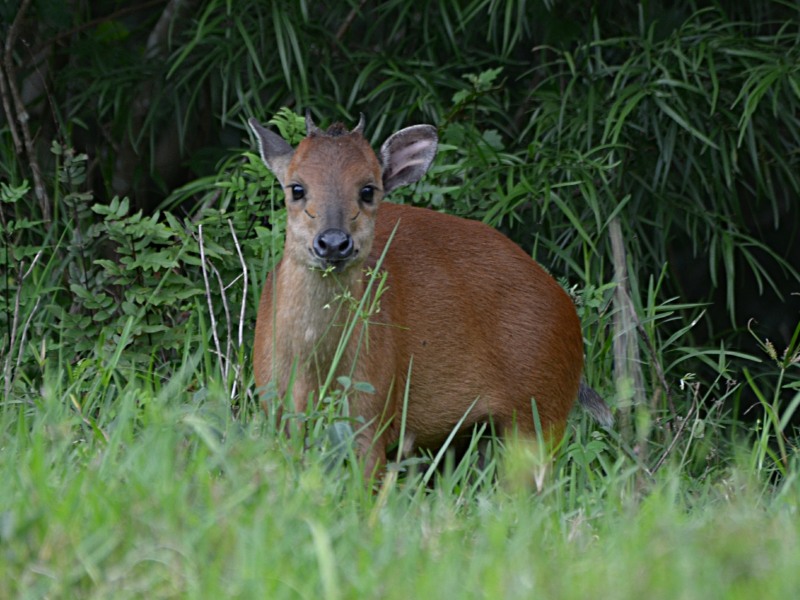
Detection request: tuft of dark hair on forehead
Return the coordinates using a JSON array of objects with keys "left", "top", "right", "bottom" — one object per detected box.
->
[{"left": 325, "top": 122, "right": 351, "bottom": 137}]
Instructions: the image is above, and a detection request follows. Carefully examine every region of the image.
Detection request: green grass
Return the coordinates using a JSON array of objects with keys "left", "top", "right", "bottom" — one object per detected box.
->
[{"left": 2, "top": 356, "right": 798, "bottom": 599}]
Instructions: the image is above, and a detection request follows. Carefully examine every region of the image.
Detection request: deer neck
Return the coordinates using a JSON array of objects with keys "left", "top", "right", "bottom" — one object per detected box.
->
[{"left": 274, "top": 258, "right": 365, "bottom": 379}]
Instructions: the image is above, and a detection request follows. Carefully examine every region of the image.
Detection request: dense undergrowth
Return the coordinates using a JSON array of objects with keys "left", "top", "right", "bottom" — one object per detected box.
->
[{"left": 0, "top": 347, "right": 798, "bottom": 598}]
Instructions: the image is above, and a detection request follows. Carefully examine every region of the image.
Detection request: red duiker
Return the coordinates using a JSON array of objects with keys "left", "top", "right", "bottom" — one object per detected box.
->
[{"left": 249, "top": 112, "right": 610, "bottom": 481}]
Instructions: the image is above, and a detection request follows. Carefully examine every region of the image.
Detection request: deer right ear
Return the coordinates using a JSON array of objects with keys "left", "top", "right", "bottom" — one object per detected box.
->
[
  {"left": 380, "top": 124, "right": 438, "bottom": 194},
  {"left": 248, "top": 118, "right": 294, "bottom": 187}
]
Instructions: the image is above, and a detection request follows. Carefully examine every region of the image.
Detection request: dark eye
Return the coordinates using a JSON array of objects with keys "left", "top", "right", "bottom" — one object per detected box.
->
[
  {"left": 290, "top": 184, "right": 305, "bottom": 201},
  {"left": 360, "top": 185, "right": 375, "bottom": 204}
]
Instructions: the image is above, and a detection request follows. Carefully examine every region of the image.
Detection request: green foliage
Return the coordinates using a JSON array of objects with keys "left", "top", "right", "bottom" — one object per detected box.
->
[
  {"left": 1, "top": 141, "right": 282, "bottom": 398},
  {"left": 13, "top": 0, "right": 799, "bottom": 348},
  {"left": 521, "top": 10, "right": 800, "bottom": 317}
]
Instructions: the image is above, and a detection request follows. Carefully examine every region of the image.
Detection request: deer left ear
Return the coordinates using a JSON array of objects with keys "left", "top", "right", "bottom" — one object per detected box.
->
[
  {"left": 380, "top": 125, "right": 438, "bottom": 194},
  {"left": 248, "top": 118, "right": 294, "bottom": 187}
]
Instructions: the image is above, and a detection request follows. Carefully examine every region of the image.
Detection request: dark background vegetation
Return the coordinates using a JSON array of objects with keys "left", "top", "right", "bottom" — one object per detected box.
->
[{"left": 2, "top": 0, "right": 799, "bottom": 451}]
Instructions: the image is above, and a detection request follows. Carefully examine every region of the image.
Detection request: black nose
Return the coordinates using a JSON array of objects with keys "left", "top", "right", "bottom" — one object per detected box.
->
[{"left": 313, "top": 229, "right": 354, "bottom": 261}]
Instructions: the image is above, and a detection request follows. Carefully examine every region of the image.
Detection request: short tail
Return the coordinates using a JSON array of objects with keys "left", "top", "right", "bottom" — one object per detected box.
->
[{"left": 578, "top": 381, "right": 614, "bottom": 429}]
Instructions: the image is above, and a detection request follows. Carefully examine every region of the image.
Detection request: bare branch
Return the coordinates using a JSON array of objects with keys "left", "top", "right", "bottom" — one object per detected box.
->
[
  {"left": 209, "top": 260, "right": 233, "bottom": 382},
  {"left": 3, "top": 0, "right": 51, "bottom": 222},
  {"left": 609, "top": 218, "right": 674, "bottom": 417},
  {"left": 651, "top": 384, "right": 700, "bottom": 474},
  {"left": 228, "top": 219, "right": 248, "bottom": 349},
  {"left": 0, "top": 66, "right": 22, "bottom": 152},
  {"left": 30, "top": 0, "right": 168, "bottom": 57},
  {"left": 198, "top": 224, "right": 224, "bottom": 380},
  {"left": 2, "top": 250, "right": 43, "bottom": 399},
  {"left": 14, "top": 296, "right": 41, "bottom": 380},
  {"left": 190, "top": 189, "right": 222, "bottom": 224},
  {"left": 610, "top": 218, "right": 645, "bottom": 445},
  {"left": 334, "top": 0, "right": 371, "bottom": 44},
  {"left": 228, "top": 219, "right": 249, "bottom": 404}
]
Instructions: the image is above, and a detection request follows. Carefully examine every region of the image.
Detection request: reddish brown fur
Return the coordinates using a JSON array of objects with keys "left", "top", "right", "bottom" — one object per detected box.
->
[{"left": 252, "top": 121, "right": 584, "bottom": 480}]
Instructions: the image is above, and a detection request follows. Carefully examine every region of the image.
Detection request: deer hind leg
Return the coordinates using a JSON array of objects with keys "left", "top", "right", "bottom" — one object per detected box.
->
[{"left": 493, "top": 405, "right": 566, "bottom": 493}]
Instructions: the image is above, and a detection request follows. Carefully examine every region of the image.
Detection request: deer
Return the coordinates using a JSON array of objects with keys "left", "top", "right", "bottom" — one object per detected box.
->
[{"left": 248, "top": 112, "right": 611, "bottom": 481}]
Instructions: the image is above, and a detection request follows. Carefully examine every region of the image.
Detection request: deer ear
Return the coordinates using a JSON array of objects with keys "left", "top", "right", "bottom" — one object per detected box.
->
[
  {"left": 380, "top": 125, "right": 438, "bottom": 194},
  {"left": 248, "top": 118, "right": 294, "bottom": 186}
]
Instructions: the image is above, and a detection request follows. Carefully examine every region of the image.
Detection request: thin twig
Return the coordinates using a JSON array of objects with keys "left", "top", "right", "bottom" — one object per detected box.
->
[
  {"left": 190, "top": 188, "right": 222, "bottom": 224},
  {"left": 4, "top": 0, "right": 51, "bottom": 223},
  {"left": 228, "top": 219, "right": 248, "bottom": 349},
  {"left": 228, "top": 219, "right": 249, "bottom": 404},
  {"left": 198, "top": 224, "right": 224, "bottom": 380},
  {"left": 2, "top": 250, "right": 43, "bottom": 399},
  {"left": 651, "top": 384, "right": 700, "bottom": 474},
  {"left": 15, "top": 296, "right": 41, "bottom": 378},
  {"left": 0, "top": 65, "right": 22, "bottom": 152},
  {"left": 2, "top": 276, "right": 21, "bottom": 399},
  {"left": 29, "top": 0, "right": 168, "bottom": 56},
  {"left": 209, "top": 261, "right": 233, "bottom": 381},
  {"left": 334, "top": 0, "right": 371, "bottom": 44}
]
